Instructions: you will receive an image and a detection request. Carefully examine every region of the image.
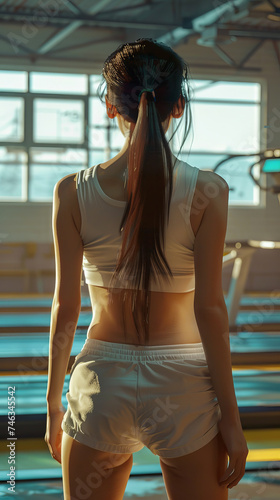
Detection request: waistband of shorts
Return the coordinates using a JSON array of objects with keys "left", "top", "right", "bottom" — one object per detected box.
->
[{"left": 79, "top": 338, "right": 206, "bottom": 362}]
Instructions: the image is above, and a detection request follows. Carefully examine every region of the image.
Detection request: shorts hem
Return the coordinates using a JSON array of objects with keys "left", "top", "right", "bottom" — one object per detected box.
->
[
  {"left": 155, "top": 422, "right": 220, "bottom": 458},
  {"left": 61, "top": 422, "right": 145, "bottom": 454}
]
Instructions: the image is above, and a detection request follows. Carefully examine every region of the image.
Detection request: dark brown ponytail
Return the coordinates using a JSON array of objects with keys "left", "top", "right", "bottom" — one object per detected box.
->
[{"left": 97, "top": 38, "right": 193, "bottom": 343}]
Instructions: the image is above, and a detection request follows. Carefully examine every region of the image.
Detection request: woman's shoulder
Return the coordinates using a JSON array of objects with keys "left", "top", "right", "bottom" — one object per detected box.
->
[
  {"left": 179, "top": 159, "right": 229, "bottom": 194},
  {"left": 53, "top": 172, "right": 80, "bottom": 205},
  {"left": 53, "top": 173, "right": 82, "bottom": 229},
  {"left": 196, "top": 167, "right": 229, "bottom": 192}
]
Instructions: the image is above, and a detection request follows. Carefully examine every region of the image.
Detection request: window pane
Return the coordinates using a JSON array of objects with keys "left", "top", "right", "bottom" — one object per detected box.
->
[
  {"left": 33, "top": 99, "right": 84, "bottom": 143},
  {"left": 0, "top": 165, "right": 26, "bottom": 200},
  {"left": 0, "top": 147, "right": 27, "bottom": 200},
  {"left": 216, "top": 156, "right": 260, "bottom": 205},
  {"left": 191, "top": 80, "right": 213, "bottom": 90},
  {"left": 192, "top": 80, "right": 261, "bottom": 102},
  {"left": 89, "top": 128, "right": 107, "bottom": 148},
  {"left": 110, "top": 127, "right": 126, "bottom": 149},
  {"left": 30, "top": 73, "right": 88, "bottom": 94},
  {"left": 29, "top": 165, "right": 85, "bottom": 201},
  {"left": 178, "top": 153, "right": 228, "bottom": 170},
  {"left": 30, "top": 148, "right": 87, "bottom": 164},
  {"left": 89, "top": 150, "right": 107, "bottom": 167},
  {"left": 89, "top": 97, "right": 108, "bottom": 126},
  {"left": 90, "top": 75, "right": 103, "bottom": 94},
  {"left": 0, "top": 147, "right": 26, "bottom": 163},
  {"left": 174, "top": 152, "right": 260, "bottom": 205},
  {"left": 171, "top": 116, "right": 194, "bottom": 154},
  {"left": 189, "top": 102, "right": 260, "bottom": 153},
  {"left": 0, "top": 98, "right": 24, "bottom": 141},
  {"left": 0, "top": 71, "right": 28, "bottom": 92}
]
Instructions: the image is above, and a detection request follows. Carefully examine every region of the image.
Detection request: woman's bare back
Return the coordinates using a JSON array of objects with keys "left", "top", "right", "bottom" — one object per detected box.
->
[{"left": 70, "top": 158, "right": 216, "bottom": 346}]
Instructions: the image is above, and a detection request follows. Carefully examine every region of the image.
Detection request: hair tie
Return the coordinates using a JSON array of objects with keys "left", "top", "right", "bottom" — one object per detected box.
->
[{"left": 138, "top": 88, "right": 156, "bottom": 102}]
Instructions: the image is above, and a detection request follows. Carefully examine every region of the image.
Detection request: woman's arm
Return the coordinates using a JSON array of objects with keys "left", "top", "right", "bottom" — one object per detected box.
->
[
  {"left": 46, "top": 173, "right": 83, "bottom": 412},
  {"left": 193, "top": 171, "right": 239, "bottom": 420},
  {"left": 193, "top": 170, "right": 249, "bottom": 489}
]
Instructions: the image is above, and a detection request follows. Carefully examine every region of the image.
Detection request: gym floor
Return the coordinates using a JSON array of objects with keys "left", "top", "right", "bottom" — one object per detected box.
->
[{"left": 0, "top": 292, "right": 279, "bottom": 498}]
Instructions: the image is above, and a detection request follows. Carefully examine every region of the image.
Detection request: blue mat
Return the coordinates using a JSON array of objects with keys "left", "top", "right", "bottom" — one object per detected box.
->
[{"left": 0, "top": 310, "right": 279, "bottom": 328}]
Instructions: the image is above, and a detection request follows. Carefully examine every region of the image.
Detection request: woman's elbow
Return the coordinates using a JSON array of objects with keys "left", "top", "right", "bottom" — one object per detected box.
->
[{"left": 52, "top": 294, "right": 81, "bottom": 315}]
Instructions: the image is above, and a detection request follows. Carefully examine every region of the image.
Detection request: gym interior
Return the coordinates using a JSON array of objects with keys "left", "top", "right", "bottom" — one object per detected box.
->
[{"left": 0, "top": 1, "right": 279, "bottom": 498}]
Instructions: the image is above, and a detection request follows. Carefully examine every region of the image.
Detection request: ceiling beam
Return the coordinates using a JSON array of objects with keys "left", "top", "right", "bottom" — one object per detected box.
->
[
  {"left": 0, "top": 52, "right": 262, "bottom": 72},
  {"left": 212, "top": 45, "right": 237, "bottom": 66},
  {"left": 157, "top": 26, "right": 194, "bottom": 46},
  {"left": 192, "top": 0, "right": 251, "bottom": 31},
  {"left": 157, "top": 0, "right": 251, "bottom": 47},
  {"left": 238, "top": 39, "right": 265, "bottom": 67},
  {"left": 0, "top": 12, "right": 179, "bottom": 30},
  {"left": 37, "top": 0, "right": 115, "bottom": 54},
  {"left": 218, "top": 27, "right": 280, "bottom": 39}
]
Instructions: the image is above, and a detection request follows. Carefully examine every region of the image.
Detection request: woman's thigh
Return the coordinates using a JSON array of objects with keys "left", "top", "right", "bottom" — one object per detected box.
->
[
  {"left": 159, "top": 431, "right": 228, "bottom": 500},
  {"left": 61, "top": 431, "right": 133, "bottom": 500}
]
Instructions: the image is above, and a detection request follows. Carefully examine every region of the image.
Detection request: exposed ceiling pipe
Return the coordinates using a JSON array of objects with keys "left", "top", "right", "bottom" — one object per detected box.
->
[
  {"left": 158, "top": 0, "right": 251, "bottom": 48},
  {"left": 193, "top": 0, "right": 250, "bottom": 32},
  {"left": 196, "top": 26, "right": 237, "bottom": 47},
  {"left": 195, "top": 0, "right": 250, "bottom": 47}
]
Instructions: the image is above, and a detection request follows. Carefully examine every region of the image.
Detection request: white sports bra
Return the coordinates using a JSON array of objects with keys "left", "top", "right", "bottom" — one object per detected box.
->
[{"left": 76, "top": 159, "right": 199, "bottom": 292}]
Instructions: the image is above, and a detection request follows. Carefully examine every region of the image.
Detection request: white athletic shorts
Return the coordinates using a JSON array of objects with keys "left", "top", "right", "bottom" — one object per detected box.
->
[{"left": 61, "top": 338, "right": 222, "bottom": 458}]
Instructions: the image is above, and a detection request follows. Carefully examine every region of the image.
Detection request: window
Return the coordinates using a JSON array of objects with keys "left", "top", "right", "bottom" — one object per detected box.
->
[
  {"left": 30, "top": 72, "right": 87, "bottom": 94},
  {"left": 0, "top": 97, "right": 24, "bottom": 141},
  {"left": 29, "top": 148, "right": 87, "bottom": 201},
  {"left": 0, "top": 148, "right": 27, "bottom": 201},
  {"left": 33, "top": 99, "right": 84, "bottom": 144},
  {"left": 175, "top": 79, "right": 262, "bottom": 205},
  {"left": 0, "top": 71, "right": 27, "bottom": 92},
  {"left": 0, "top": 71, "right": 262, "bottom": 204}
]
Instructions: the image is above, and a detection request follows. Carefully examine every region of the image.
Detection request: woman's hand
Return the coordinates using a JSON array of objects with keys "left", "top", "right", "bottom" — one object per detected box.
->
[
  {"left": 44, "top": 405, "right": 66, "bottom": 464},
  {"left": 218, "top": 414, "right": 249, "bottom": 489}
]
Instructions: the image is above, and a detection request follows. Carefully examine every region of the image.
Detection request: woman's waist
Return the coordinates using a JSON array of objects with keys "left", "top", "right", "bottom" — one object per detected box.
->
[
  {"left": 77, "top": 336, "right": 206, "bottom": 361},
  {"left": 88, "top": 284, "right": 196, "bottom": 316},
  {"left": 87, "top": 286, "right": 200, "bottom": 344},
  {"left": 87, "top": 319, "right": 202, "bottom": 345}
]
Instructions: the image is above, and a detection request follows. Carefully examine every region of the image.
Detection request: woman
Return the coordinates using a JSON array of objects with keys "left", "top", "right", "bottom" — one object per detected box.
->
[{"left": 45, "top": 38, "right": 248, "bottom": 499}]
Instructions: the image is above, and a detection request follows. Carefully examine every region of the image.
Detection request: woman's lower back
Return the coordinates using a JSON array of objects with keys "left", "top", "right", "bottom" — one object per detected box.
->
[{"left": 87, "top": 285, "right": 202, "bottom": 345}]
